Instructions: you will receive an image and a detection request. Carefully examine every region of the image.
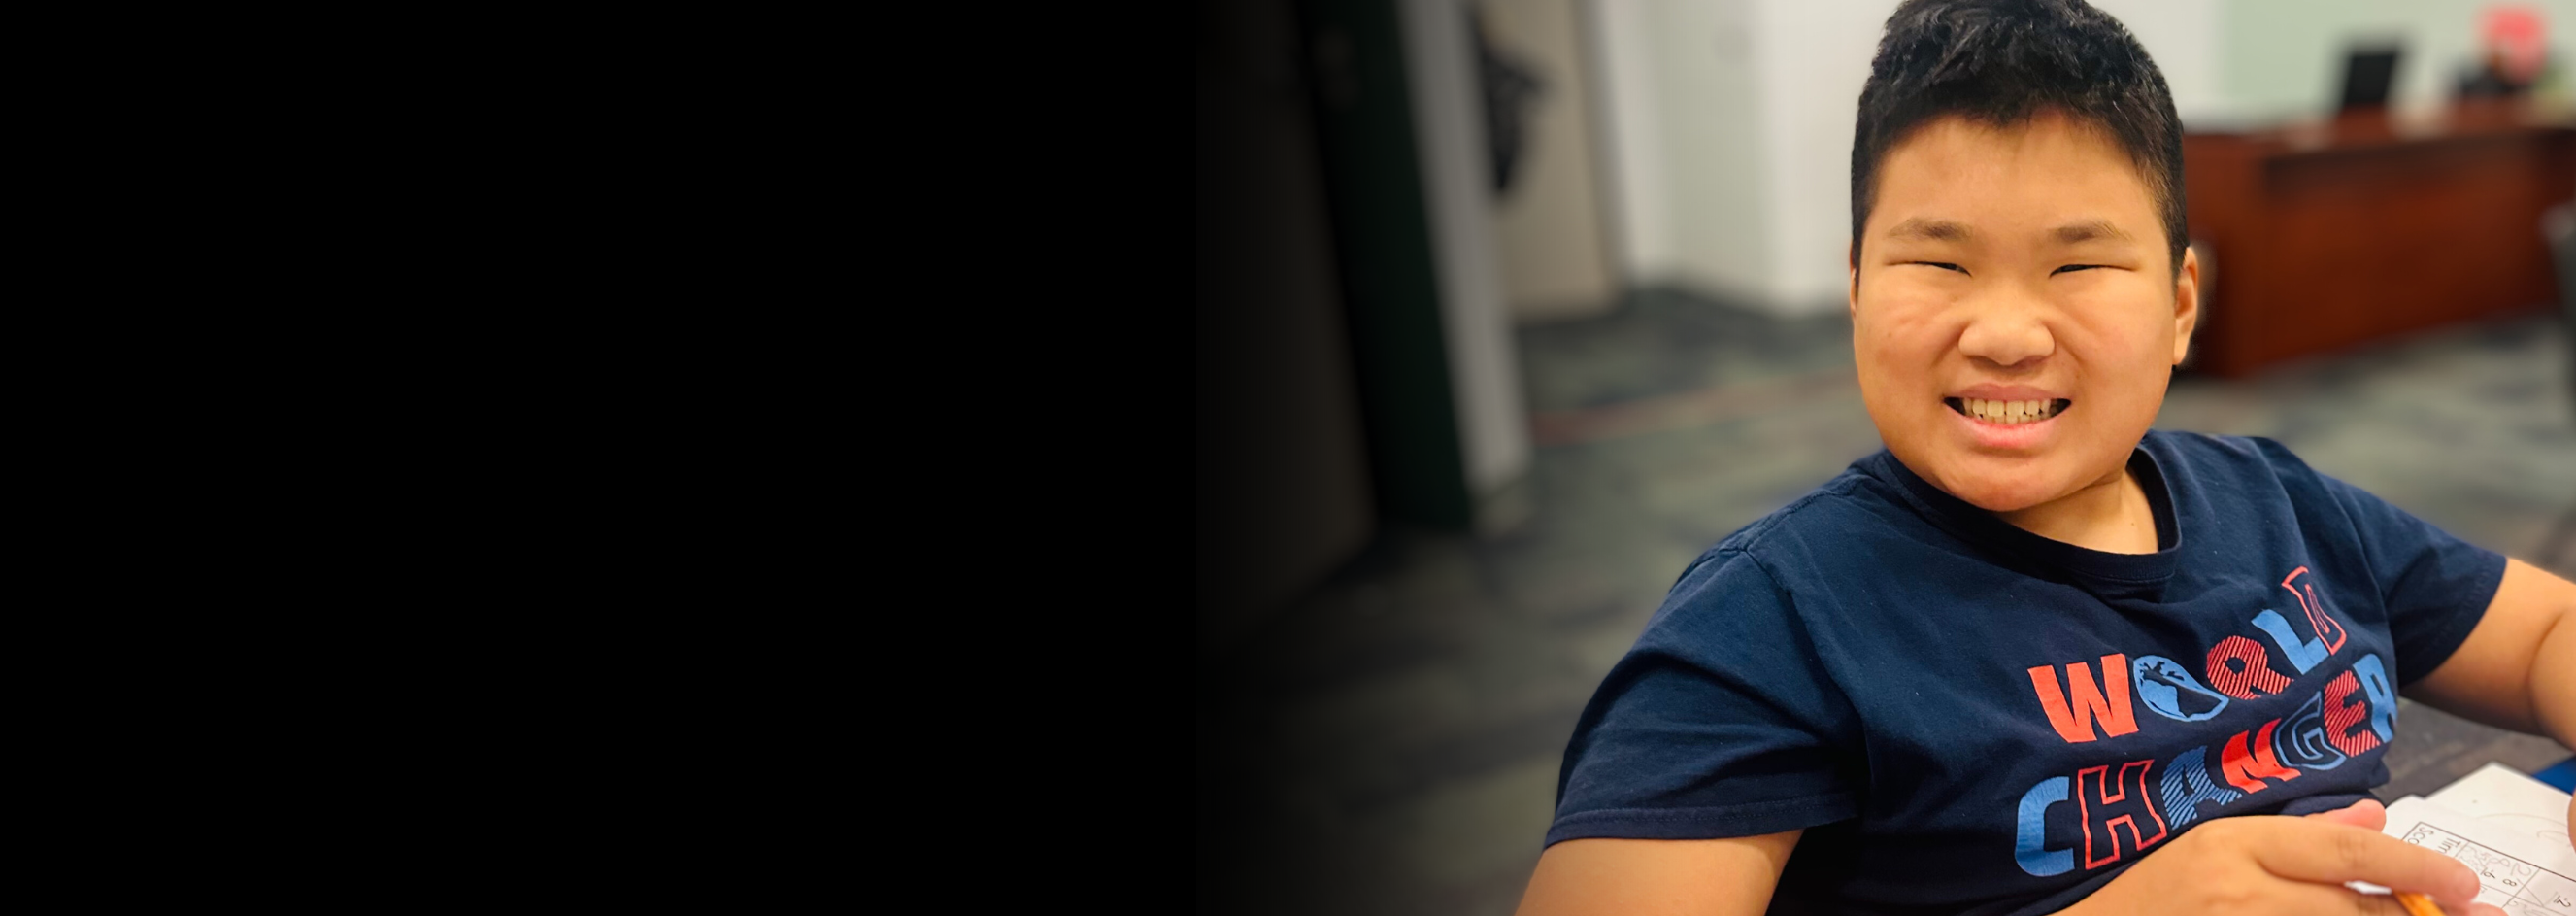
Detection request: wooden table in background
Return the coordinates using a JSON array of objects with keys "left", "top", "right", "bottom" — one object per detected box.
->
[{"left": 2182, "top": 108, "right": 2575, "bottom": 378}]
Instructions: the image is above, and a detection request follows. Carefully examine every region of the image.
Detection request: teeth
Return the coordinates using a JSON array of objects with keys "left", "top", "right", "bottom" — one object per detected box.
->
[{"left": 1960, "top": 398, "right": 2060, "bottom": 424}]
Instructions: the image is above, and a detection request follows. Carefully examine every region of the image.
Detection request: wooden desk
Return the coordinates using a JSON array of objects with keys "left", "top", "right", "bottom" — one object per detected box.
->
[{"left": 2182, "top": 111, "right": 2575, "bottom": 377}]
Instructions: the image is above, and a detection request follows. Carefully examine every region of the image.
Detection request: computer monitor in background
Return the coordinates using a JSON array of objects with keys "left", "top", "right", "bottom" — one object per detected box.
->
[{"left": 2339, "top": 46, "right": 2402, "bottom": 110}]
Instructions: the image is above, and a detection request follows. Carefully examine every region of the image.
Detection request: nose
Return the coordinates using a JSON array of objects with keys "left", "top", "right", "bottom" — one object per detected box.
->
[{"left": 1956, "top": 291, "right": 2057, "bottom": 369}]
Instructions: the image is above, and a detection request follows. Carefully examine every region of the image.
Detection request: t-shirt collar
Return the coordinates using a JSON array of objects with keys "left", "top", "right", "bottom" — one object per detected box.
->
[{"left": 1868, "top": 441, "right": 2182, "bottom": 587}]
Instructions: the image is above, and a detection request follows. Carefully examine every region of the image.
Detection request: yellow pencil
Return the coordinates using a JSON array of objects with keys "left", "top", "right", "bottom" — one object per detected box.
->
[{"left": 2392, "top": 890, "right": 2445, "bottom": 916}]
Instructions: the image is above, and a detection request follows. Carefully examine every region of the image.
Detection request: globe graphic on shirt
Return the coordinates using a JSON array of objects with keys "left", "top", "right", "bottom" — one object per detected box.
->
[{"left": 2131, "top": 655, "right": 2229, "bottom": 722}]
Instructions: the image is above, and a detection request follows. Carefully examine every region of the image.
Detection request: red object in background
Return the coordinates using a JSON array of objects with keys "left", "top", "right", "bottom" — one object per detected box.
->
[{"left": 2483, "top": 5, "right": 2547, "bottom": 84}]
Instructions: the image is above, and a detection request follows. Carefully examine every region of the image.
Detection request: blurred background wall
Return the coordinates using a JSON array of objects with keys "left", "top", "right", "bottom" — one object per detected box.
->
[{"left": 2221, "top": 0, "right": 2571, "bottom": 120}]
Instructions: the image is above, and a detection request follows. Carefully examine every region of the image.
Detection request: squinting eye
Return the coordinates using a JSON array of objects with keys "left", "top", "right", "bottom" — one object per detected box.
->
[
  {"left": 2053, "top": 264, "right": 2102, "bottom": 275},
  {"left": 1914, "top": 261, "right": 1965, "bottom": 273}
]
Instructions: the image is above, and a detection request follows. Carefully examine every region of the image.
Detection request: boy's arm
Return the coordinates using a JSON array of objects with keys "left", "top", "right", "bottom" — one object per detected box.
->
[
  {"left": 1513, "top": 831, "right": 1799, "bottom": 916},
  {"left": 2402, "top": 558, "right": 2576, "bottom": 746},
  {"left": 2402, "top": 557, "right": 2576, "bottom": 851}
]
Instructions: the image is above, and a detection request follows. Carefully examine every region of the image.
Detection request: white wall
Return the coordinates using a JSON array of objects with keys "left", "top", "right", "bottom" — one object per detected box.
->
[
  {"left": 2217, "top": 0, "right": 2576, "bottom": 122},
  {"left": 2086, "top": 0, "right": 2576, "bottom": 128},
  {"left": 1402, "top": 0, "right": 1534, "bottom": 501},
  {"left": 1485, "top": 0, "right": 1621, "bottom": 322},
  {"left": 1594, "top": 0, "right": 1775, "bottom": 304},
  {"left": 1588, "top": 0, "right": 1676, "bottom": 286},
  {"left": 2089, "top": 0, "right": 2225, "bottom": 125},
  {"left": 1750, "top": 0, "right": 1897, "bottom": 310},
  {"left": 1593, "top": 0, "right": 1891, "bottom": 317}
]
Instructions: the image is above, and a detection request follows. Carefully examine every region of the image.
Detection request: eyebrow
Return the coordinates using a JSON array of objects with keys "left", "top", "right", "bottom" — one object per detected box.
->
[
  {"left": 1885, "top": 218, "right": 1972, "bottom": 242},
  {"left": 2051, "top": 220, "right": 2134, "bottom": 244}
]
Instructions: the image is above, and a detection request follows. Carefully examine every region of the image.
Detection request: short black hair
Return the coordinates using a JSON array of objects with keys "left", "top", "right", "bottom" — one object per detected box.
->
[{"left": 1850, "top": 0, "right": 2186, "bottom": 274}]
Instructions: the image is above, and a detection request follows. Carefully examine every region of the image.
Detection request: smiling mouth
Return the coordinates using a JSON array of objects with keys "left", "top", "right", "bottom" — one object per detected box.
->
[{"left": 1945, "top": 397, "right": 2072, "bottom": 424}]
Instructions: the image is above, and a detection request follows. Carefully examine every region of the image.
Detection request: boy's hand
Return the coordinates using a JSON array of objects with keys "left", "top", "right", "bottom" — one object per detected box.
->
[{"left": 2061, "top": 800, "right": 2504, "bottom": 916}]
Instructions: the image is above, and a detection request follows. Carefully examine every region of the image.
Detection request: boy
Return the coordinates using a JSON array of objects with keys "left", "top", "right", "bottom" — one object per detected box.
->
[{"left": 1512, "top": 1, "right": 2575, "bottom": 914}]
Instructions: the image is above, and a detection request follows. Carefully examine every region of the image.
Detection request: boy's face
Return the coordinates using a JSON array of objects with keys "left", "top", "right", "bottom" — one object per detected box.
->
[{"left": 1851, "top": 111, "right": 2198, "bottom": 513}]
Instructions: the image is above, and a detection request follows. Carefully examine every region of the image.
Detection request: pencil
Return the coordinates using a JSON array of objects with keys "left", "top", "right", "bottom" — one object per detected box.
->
[{"left": 2392, "top": 891, "right": 2444, "bottom": 916}]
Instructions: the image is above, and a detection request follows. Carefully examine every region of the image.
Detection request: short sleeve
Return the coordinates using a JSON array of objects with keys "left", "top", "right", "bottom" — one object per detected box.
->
[
  {"left": 1546, "top": 550, "right": 1862, "bottom": 847},
  {"left": 2310, "top": 471, "right": 2508, "bottom": 686}
]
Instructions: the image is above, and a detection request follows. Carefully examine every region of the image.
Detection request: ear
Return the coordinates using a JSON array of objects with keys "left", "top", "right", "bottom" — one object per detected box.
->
[
  {"left": 1847, "top": 242, "right": 1860, "bottom": 320},
  {"left": 2171, "top": 245, "right": 2202, "bottom": 366}
]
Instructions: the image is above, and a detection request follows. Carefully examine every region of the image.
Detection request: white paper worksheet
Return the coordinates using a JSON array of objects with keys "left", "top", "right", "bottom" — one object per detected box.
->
[
  {"left": 2430, "top": 763, "right": 2576, "bottom": 852},
  {"left": 2381, "top": 792, "right": 2576, "bottom": 914}
]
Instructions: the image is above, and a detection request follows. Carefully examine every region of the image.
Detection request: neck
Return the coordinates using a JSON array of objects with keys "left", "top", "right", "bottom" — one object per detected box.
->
[{"left": 1993, "top": 462, "right": 2159, "bottom": 554}]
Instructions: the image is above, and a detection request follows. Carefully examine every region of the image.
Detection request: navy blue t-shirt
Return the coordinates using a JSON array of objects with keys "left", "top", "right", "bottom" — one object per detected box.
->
[{"left": 1548, "top": 431, "right": 2506, "bottom": 915}]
